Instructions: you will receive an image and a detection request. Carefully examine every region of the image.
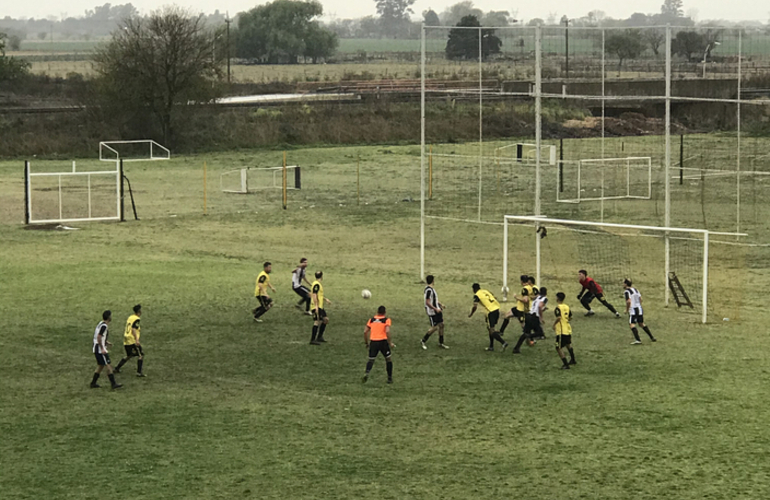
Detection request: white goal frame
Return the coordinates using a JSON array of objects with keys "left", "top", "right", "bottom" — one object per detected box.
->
[
  {"left": 502, "top": 215, "right": 710, "bottom": 323},
  {"left": 495, "top": 143, "right": 556, "bottom": 166},
  {"left": 220, "top": 166, "right": 301, "bottom": 194},
  {"left": 557, "top": 157, "right": 652, "bottom": 203},
  {"left": 25, "top": 160, "right": 121, "bottom": 224},
  {"left": 99, "top": 140, "right": 170, "bottom": 162}
]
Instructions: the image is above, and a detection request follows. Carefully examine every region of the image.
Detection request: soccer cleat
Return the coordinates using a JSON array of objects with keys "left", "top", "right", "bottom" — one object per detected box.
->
[
  {"left": 90, "top": 383, "right": 100, "bottom": 388},
  {"left": 651, "top": 338, "right": 657, "bottom": 342},
  {"left": 512, "top": 348, "right": 521, "bottom": 354},
  {"left": 420, "top": 340, "right": 427, "bottom": 350},
  {"left": 113, "top": 368, "right": 121, "bottom": 374},
  {"left": 560, "top": 364, "right": 570, "bottom": 370},
  {"left": 253, "top": 317, "right": 263, "bottom": 323},
  {"left": 485, "top": 347, "right": 495, "bottom": 352},
  {"left": 569, "top": 359, "right": 576, "bottom": 365},
  {"left": 387, "top": 378, "right": 393, "bottom": 384},
  {"left": 585, "top": 310, "right": 595, "bottom": 316},
  {"left": 502, "top": 342, "right": 509, "bottom": 352},
  {"left": 317, "top": 338, "right": 327, "bottom": 343},
  {"left": 304, "top": 311, "right": 313, "bottom": 316},
  {"left": 615, "top": 312, "right": 621, "bottom": 318},
  {"left": 137, "top": 373, "right": 146, "bottom": 377},
  {"left": 362, "top": 374, "right": 368, "bottom": 383},
  {"left": 111, "top": 383, "right": 123, "bottom": 389},
  {"left": 295, "top": 304, "right": 303, "bottom": 311},
  {"left": 630, "top": 340, "right": 642, "bottom": 345},
  {"left": 438, "top": 343, "right": 449, "bottom": 349},
  {"left": 310, "top": 340, "right": 321, "bottom": 345}
]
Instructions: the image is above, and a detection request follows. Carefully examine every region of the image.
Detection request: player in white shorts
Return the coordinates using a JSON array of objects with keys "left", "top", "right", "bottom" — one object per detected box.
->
[{"left": 624, "top": 279, "right": 657, "bottom": 345}]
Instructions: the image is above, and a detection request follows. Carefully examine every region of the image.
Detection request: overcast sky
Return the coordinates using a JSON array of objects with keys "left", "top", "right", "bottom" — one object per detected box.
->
[{"left": 4, "top": 0, "right": 766, "bottom": 23}]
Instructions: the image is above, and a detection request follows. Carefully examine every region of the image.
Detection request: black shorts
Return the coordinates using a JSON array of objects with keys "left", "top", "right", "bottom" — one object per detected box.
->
[
  {"left": 428, "top": 313, "right": 444, "bottom": 327},
  {"left": 125, "top": 344, "right": 144, "bottom": 357},
  {"left": 556, "top": 334, "right": 572, "bottom": 348},
  {"left": 511, "top": 308, "right": 525, "bottom": 319},
  {"left": 629, "top": 314, "right": 644, "bottom": 325},
  {"left": 368, "top": 339, "right": 391, "bottom": 359},
  {"left": 524, "top": 313, "right": 544, "bottom": 337},
  {"left": 293, "top": 286, "right": 310, "bottom": 300},
  {"left": 94, "top": 352, "right": 111, "bottom": 366},
  {"left": 486, "top": 310, "right": 500, "bottom": 330},
  {"left": 257, "top": 296, "right": 273, "bottom": 308},
  {"left": 313, "top": 308, "right": 327, "bottom": 321},
  {"left": 581, "top": 292, "right": 596, "bottom": 304}
]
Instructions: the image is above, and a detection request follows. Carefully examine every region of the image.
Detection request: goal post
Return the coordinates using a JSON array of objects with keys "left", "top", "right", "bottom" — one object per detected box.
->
[
  {"left": 220, "top": 165, "right": 301, "bottom": 194},
  {"left": 557, "top": 157, "right": 653, "bottom": 203},
  {"left": 502, "top": 215, "right": 711, "bottom": 323},
  {"left": 99, "top": 140, "right": 170, "bottom": 162}
]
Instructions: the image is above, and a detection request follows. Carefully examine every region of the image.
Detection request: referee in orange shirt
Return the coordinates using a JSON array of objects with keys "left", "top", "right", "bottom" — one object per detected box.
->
[{"left": 362, "top": 305, "right": 394, "bottom": 384}]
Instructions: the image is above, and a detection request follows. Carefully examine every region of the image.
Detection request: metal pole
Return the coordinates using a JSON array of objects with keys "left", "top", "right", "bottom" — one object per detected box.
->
[
  {"left": 478, "top": 26, "right": 483, "bottom": 222},
  {"left": 24, "top": 161, "right": 30, "bottom": 224},
  {"left": 282, "top": 151, "right": 287, "bottom": 210},
  {"left": 420, "top": 23, "right": 426, "bottom": 281},
  {"left": 559, "top": 138, "right": 564, "bottom": 192},
  {"left": 737, "top": 29, "right": 742, "bottom": 238},
  {"left": 679, "top": 134, "right": 684, "bottom": 185},
  {"left": 428, "top": 146, "right": 433, "bottom": 200},
  {"left": 702, "top": 231, "right": 709, "bottom": 323},
  {"left": 203, "top": 161, "right": 208, "bottom": 215},
  {"left": 664, "top": 25, "right": 672, "bottom": 306},
  {"left": 535, "top": 26, "right": 542, "bottom": 286},
  {"left": 88, "top": 174, "right": 92, "bottom": 219},
  {"left": 600, "top": 29, "right": 606, "bottom": 222},
  {"left": 58, "top": 174, "right": 62, "bottom": 221},
  {"left": 119, "top": 159, "right": 125, "bottom": 222},
  {"left": 357, "top": 156, "right": 360, "bottom": 206},
  {"left": 226, "top": 14, "right": 232, "bottom": 85},
  {"left": 503, "top": 217, "right": 509, "bottom": 300},
  {"left": 565, "top": 19, "right": 569, "bottom": 79}
]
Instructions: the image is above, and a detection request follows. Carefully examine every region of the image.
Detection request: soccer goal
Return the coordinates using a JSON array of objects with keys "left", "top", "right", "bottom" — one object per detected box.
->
[
  {"left": 24, "top": 160, "right": 122, "bottom": 224},
  {"left": 495, "top": 143, "right": 556, "bottom": 166},
  {"left": 99, "top": 140, "right": 170, "bottom": 162},
  {"left": 220, "top": 166, "right": 301, "bottom": 194},
  {"left": 556, "top": 157, "right": 652, "bottom": 203},
  {"left": 502, "top": 215, "right": 710, "bottom": 323}
]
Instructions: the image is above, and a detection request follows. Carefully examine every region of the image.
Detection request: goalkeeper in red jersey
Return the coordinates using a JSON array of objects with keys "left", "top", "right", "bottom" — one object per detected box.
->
[{"left": 577, "top": 270, "right": 620, "bottom": 318}]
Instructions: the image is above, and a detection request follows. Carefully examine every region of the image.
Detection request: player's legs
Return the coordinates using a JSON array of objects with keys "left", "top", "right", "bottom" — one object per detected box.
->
[
  {"left": 486, "top": 311, "right": 507, "bottom": 350},
  {"left": 114, "top": 345, "right": 136, "bottom": 373},
  {"left": 556, "top": 336, "right": 569, "bottom": 369},
  {"left": 310, "top": 319, "right": 321, "bottom": 344},
  {"left": 596, "top": 294, "right": 620, "bottom": 316},
  {"left": 580, "top": 292, "right": 595, "bottom": 313},
  {"left": 639, "top": 320, "right": 656, "bottom": 341},
  {"left": 437, "top": 322, "right": 447, "bottom": 348},
  {"left": 317, "top": 315, "right": 329, "bottom": 342},
  {"left": 629, "top": 316, "right": 642, "bottom": 343}
]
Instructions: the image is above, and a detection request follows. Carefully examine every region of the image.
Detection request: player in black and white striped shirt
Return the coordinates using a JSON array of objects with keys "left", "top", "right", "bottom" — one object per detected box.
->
[
  {"left": 292, "top": 258, "right": 313, "bottom": 316},
  {"left": 420, "top": 275, "right": 449, "bottom": 350},
  {"left": 624, "top": 279, "right": 656, "bottom": 345},
  {"left": 90, "top": 310, "right": 122, "bottom": 389},
  {"left": 513, "top": 287, "right": 548, "bottom": 353}
]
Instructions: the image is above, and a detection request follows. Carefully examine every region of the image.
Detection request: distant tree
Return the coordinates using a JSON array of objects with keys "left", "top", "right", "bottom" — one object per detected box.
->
[
  {"left": 605, "top": 29, "right": 645, "bottom": 75},
  {"left": 423, "top": 8, "right": 440, "bottom": 26},
  {"left": 93, "top": 7, "right": 223, "bottom": 144},
  {"left": 527, "top": 18, "right": 544, "bottom": 27},
  {"left": 0, "top": 32, "right": 31, "bottom": 81},
  {"left": 375, "top": 0, "right": 415, "bottom": 38},
  {"left": 7, "top": 34, "right": 21, "bottom": 51},
  {"left": 235, "top": 0, "right": 337, "bottom": 63},
  {"left": 625, "top": 13, "right": 651, "bottom": 27},
  {"left": 445, "top": 15, "right": 501, "bottom": 61},
  {"left": 482, "top": 11, "right": 512, "bottom": 27},
  {"left": 357, "top": 16, "right": 380, "bottom": 38},
  {"left": 672, "top": 30, "right": 707, "bottom": 60},
  {"left": 440, "top": 1, "right": 483, "bottom": 27},
  {"left": 661, "top": 0, "right": 684, "bottom": 18},
  {"left": 37, "top": 31, "right": 47, "bottom": 40},
  {"left": 643, "top": 29, "right": 665, "bottom": 56}
]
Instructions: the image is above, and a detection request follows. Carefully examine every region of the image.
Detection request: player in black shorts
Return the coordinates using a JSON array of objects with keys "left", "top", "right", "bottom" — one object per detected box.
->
[
  {"left": 90, "top": 310, "right": 122, "bottom": 389},
  {"left": 362, "top": 306, "right": 394, "bottom": 384},
  {"left": 421, "top": 275, "right": 448, "bottom": 350}
]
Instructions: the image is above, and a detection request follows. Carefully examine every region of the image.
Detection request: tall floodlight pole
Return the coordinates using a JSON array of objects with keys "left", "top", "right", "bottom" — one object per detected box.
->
[
  {"left": 225, "top": 13, "right": 232, "bottom": 85},
  {"left": 478, "top": 27, "right": 483, "bottom": 222},
  {"left": 420, "top": 23, "right": 426, "bottom": 281},
  {"left": 736, "top": 30, "right": 742, "bottom": 238},
  {"left": 664, "top": 25, "right": 672, "bottom": 306},
  {"left": 563, "top": 17, "right": 570, "bottom": 79},
  {"left": 535, "top": 25, "right": 542, "bottom": 286}
]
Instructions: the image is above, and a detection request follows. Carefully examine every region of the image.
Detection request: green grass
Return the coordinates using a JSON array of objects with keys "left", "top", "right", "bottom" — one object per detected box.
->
[{"left": 2, "top": 141, "right": 770, "bottom": 499}]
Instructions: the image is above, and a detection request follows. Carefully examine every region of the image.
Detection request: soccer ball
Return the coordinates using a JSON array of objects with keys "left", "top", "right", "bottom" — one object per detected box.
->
[{"left": 361, "top": 289, "right": 372, "bottom": 299}]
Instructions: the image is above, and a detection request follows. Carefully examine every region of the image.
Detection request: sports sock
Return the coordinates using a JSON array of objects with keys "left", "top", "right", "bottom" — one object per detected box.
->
[
  {"left": 254, "top": 306, "right": 267, "bottom": 318},
  {"left": 386, "top": 361, "right": 393, "bottom": 378},
  {"left": 116, "top": 358, "right": 127, "bottom": 371},
  {"left": 514, "top": 333, "right": 528, "bottom": 350},
  {"left": 492, "top": 332, "right": 506, "bottom": 345},
  {"left": 568, "top": 347, "right": 575, "bottom": 362},
  {"left": 311, "top": 325, "right": 318, "bottom": 341},
  {"left": 318, "top": 323, "right": 327, "bottom": 339},
  {"left": 642, "top": 325, "right": 654, "bottom": 339},
  {"left": 631, "top": 327, "right": 641, "bottom": 342},
  {"left": 365, "top": 360, "right": 374, "bottom": 373},
  {"left": 91, "top": 373, "right": 100, "bottom": 385},
  {"left": 422, "top": 332, "right": 432, "bottom": 343},
  {"left": 561, "top": 356, "right": 569, "bottom": 367},
  {"left": 108, "top": 374, "right": 117, "bottom": 386},
  {"left": 439, "top": 335, "right": 444, "bottom": 345},
  {"left": 603, "top": 301, "right": 618, "bottom": 314},
  {"left": 137, "top": 359, "right": 144, "bottom": 373},
  {"left": 488, "top": 333, "right": 494, "bottom": 349},
  {"left": 500, "top": 318, "right": 510, "bottom": 333},
  {"left": 305, "top": 298, "right": 311, "bottom": 311}
]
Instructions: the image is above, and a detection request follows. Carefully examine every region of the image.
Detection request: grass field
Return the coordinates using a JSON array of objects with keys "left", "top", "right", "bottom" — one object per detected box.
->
[{"left": 2, "top": 142, "right": 770, "bottom": 499}]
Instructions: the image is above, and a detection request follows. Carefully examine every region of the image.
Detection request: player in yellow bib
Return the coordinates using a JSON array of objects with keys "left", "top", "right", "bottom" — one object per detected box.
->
[
  {"left": 309, "top": 271, "right": 332, "bottom": 345},
  {"left": 469, "top": 283, "right": 508, "bottom": 352},
  {"left": 115, "top": 304, "right": 146, "bottom": 377},
  {"left": 500, "top": 275, "right": 533, "bottom": 338},
  {"left": 553, "top": 293, "right": 576, "bottom": 369},
  {"left": 253, "top": 262, "right": 276, "bottom": 323}
]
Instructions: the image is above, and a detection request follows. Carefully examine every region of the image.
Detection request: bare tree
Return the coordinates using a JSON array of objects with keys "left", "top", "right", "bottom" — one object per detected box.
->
[{"left": 93, "top": 7, "right": 223, "bottom": 144}]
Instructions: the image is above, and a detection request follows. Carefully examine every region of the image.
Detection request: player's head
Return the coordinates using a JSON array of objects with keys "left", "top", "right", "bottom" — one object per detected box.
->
[
  {"left": 102, "top": 310, "right": 112, "bottom": 322},
  {"left": 315, "top": 271, "right": 323, "bottom": 280},
  {"left": 578, "top": 270, "right": 587, "bottom": 279},
  {"left": 426, "top": 275, "right": 435, "bottom": 285},
  {"left": 520, "top": 275, "right": 528, "bottom": 284},
  {"left": 556, "top": 292, "right": 565, "bottom": 302},
  {"left": 471, "top": 283, "right": 480, "bottom": 292},
  {"left": 539, "top": 287, "right": 547, "bottom": 296},
  {"left": 133, "top": 304, "right": 142, "bottom": 315},
  {"left": 527, "top": 276, "right": 536, "bottom": 285},
  {"left": 378, "top": 305, "right": 386, "bottom": 315},
  {"left": 264, "top": 261, "right": 272, "bottom": 272},
  {"left": 299, "top": 258, "right": 308, "bottom": 267},
  {"left": 623, "top": 278, "right": 632, "bottom": 288}
]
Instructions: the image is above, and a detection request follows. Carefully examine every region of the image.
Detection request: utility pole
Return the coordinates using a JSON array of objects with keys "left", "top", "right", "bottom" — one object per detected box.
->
[
  {"left": 562, "top": 16, "right": 570, "bottom": 80},
  {"left": 225, "top": 13, "right": 232, "bottom": 85}
]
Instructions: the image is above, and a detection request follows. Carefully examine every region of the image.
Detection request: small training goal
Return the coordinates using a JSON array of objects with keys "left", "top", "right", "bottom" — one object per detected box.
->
[
  {"left": 220, "top": 166, "right": 301, "bottom": 194},
  {"left": 557, "top": 156, "right": 652, "bottom": 203}
]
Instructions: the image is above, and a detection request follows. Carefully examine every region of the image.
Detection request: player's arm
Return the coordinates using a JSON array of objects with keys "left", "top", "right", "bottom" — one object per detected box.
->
[
  {"left": 258, "top": 275, "right": 269, "bottom": 296},
  {"left": 386, "top": 325, "right": 393, "bottom": 348},
  {"left": 324, "top": 297, "right": 332, "bottom": 305},
  {"left": 97, "top": 326, "right": 108, "bottom": 354},
  {"left": 624, "top": 291, "right": 631, "bottom": 314},
  {"left": 364, "top": 325, "right": 371, "bottom": 346},
  {"left": 538, "top": 300, "right": 546, "bottom": 322},
  {"left": 469, "top": 295, "right": 480, "bottom": 317},
  {"left": 426, "top": 295, "right": 441, "bottom": 313},
  {"left": 553, "top": 307, "right": 561, "bottom": 330},
  {"left": 311, "top": 284, "right": 320, "bottom": 311},
  {"left": 131, "top": 323, "right": 140, "bottom": 346}
]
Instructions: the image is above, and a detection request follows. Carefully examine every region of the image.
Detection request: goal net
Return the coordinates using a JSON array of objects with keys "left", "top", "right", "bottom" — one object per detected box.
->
[
  {"left": 25, "top": 161, "right": 121, "bottom": 224},
  {"left": 503, "top": 216, "right": 709, "bottom": 323},
  {"left": 220, "top": 166, "right": 301, "bottom": 194},
  {"left": 99, "top": 140, "right": 170, "bottom": 162},
  {"left": 557, "top": 157, "right": 652, "bottom": 203}
]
